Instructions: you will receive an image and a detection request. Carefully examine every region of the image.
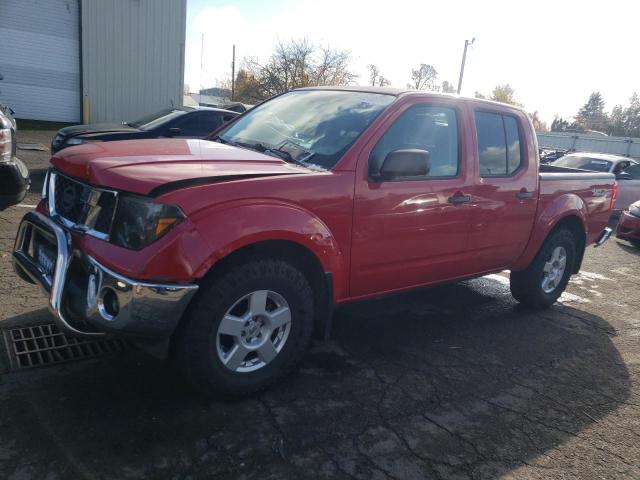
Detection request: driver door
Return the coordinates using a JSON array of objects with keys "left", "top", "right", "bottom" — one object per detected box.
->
[{"left": 350, "top": 99, "right": 475, "bottom": 297}]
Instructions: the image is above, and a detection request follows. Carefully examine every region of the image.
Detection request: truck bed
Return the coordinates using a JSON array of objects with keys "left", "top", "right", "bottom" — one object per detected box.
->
[{"left": 538, "top": 165, "right": 615, "bottom": 245}]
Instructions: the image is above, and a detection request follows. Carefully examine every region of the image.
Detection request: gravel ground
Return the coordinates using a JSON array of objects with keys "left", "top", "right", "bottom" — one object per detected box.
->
[{"left": 1, "top": 133, "right": 639, "bottom": 479}]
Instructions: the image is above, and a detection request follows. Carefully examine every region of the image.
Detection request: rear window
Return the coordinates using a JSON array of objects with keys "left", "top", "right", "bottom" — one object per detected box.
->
[
  {"left": 552, "top": 156, "right": 612, "bottom": 172},
  {"left": 475, "top": 111, "right": 523, "bottom": 176}
]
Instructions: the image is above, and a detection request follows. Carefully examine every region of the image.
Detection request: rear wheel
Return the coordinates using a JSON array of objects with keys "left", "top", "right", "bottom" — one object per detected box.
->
[
  {"left": 173, "top": 259, "right": 314, "bottom": 397},
  {"left": 510, "top": 228, "right": 577, "bottom": 309}
]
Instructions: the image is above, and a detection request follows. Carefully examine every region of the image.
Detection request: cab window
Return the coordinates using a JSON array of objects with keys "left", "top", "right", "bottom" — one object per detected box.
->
[
  {"left": 475, "top": 111, "right": 523, "bottom": 176},
  {"left": 369, "top": 105, "right": 459, "bottom": 179}
]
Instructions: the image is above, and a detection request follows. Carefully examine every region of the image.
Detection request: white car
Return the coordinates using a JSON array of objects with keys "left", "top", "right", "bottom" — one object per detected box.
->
[{"left": 551, "top": 153, "right": 639, "bottom": 210}]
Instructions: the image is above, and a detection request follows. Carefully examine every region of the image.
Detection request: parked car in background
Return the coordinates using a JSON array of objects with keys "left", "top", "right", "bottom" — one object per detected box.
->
[
  {"left": 51, "top": 106, "right": 238, "bottom": 153},
  {"left": 616, "top": 200, "right": 640, "bottom": 248},
  {"left": 0, "top": 107, "right": 30, "bottom": 210},
  {"left": 551, "top": 153, "right": 639, "bottom": 210},
  {"left": 14, "top": 88, "right": 616, "bottom": 396},
  {"left": 614, "top": 163, "right": 640, "bottom": 211},
  {"left": 539, "top": 148, "right": 567, "bottom": 164},
  {"left": 221, "top": 102, "right": 255, "bottom": 113}
]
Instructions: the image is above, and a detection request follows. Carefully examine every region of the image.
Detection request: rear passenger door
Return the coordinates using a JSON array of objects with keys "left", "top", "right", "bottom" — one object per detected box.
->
[{"left": 467, "top": 109, "right": 538, "bottom": 271}]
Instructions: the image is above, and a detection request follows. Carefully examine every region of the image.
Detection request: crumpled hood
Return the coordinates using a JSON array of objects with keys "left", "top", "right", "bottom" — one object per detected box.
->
[{"left": 50, "top": 139, "right": 310, "bottom": 195}]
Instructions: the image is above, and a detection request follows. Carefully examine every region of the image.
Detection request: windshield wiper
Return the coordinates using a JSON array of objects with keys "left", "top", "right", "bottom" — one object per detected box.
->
[{"left": 264, "top": 146, "right": 311, "bottom": 168}]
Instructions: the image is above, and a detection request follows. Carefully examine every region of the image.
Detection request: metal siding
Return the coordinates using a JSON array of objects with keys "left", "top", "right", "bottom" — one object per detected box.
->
[
  {"left": 0, "top": 0, "right": 80, "bottom": 122},
  {"left": 538, "top": 133, "right": 640, "bottom": 160},
  {"left": 81, "top": 0, "right": 186, "bottom": 123}
]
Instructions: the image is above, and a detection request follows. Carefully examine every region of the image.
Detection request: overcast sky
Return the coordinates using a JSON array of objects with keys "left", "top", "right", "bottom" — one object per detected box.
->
[{"left": 184, "top": 0, "right": 639, "bottom": 124}]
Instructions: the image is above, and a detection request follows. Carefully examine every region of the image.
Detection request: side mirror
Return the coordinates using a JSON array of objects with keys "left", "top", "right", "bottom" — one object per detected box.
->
[
  {"left": 374, "top": 149, "right": 431, "bottom": 181},
  {"left": 167, "top": 127, "right": 181, "bottom": 137},
  {"left": 616, "top": 172, "right": 632, "bottom": 181}
]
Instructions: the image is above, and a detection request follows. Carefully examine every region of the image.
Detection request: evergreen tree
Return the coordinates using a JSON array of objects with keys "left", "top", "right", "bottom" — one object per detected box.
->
[{"left": 576, "top": 92, "right": 608, "bottom": 132}]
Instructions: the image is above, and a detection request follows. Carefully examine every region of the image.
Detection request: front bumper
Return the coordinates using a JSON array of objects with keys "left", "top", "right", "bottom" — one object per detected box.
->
[
  {"left": 616, "top": 211, "right": 640, "bottom": 242},
  {"left": 13, "top": 211, "right": 198, "bottom": 338}
]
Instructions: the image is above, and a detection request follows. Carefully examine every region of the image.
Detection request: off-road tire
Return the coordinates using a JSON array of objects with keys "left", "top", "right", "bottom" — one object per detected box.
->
[
  {"left": 173, "top": 259, "right": 314, "bottom": 397},
  {"left": 510, "top": 228, "right": 577, "bottom": 309}
]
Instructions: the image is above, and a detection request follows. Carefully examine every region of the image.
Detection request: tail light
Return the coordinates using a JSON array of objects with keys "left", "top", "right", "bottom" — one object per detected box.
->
[
  {"left": 0, "top": 128, "right": 12, "bottom": 162},
  {"left": 610, "top": 181, "right": 618, "bottom": 211}
]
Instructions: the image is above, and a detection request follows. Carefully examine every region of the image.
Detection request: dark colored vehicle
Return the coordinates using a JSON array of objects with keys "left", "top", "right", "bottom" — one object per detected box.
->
[
  {"left": 616, "top": 200, "right": 640, "bottom": 248},
  {"left": 51, "top": 106, "right": 238, "bottom": 153},
  {"left": 221, "top": 102, "right": 254, "bottom": 113},
  {"left": 14, "top": 88, "right": 616, "bottom": 396},
  {"left": 0, "top": 108, "right": 30, "bottom": 210},
  {"left": 539, "top": 148, "right": 568, "bottom": 164}
]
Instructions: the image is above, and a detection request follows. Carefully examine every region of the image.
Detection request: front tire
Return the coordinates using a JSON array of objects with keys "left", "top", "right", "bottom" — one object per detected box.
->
[
  {"left": 510, "top": 228, "right": 577, "bottom": 309},
  {"left": 174, "top": 259, "right": 314, "bottom": 397}
]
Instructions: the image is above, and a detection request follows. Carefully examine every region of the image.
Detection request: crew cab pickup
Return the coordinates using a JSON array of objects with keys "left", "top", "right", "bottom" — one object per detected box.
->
[{"left": 13, "top": 88, "right": 616, "bottom": 396}]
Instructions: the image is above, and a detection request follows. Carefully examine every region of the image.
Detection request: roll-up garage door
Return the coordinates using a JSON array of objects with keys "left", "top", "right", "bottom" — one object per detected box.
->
[{"left": 0, "top": 0, "right": 80, "bottom": 122}]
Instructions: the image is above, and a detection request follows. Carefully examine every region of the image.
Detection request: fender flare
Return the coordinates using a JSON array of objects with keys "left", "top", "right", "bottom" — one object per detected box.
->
[
  {"left": 512, "top": 193, "right": 587, "bottom": 271},
  {"left": 189, "top": 199, "right": 348, "bottom": 300}
]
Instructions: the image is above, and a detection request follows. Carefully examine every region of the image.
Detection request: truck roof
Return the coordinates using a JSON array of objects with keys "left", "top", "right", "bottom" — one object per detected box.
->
[{"left": 296, "top": 86, "right": 527, "bottom": 113}]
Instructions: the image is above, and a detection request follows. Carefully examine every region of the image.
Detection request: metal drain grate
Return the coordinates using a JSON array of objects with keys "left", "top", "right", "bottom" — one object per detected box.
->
[{"left": 2, "top": 323, "right": 131, "bottom": 370}]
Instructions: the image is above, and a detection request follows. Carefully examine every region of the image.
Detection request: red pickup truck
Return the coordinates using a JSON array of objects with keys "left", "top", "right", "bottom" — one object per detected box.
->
[{"left": 13, "top": 87, "right": 615, "bottom": 396}]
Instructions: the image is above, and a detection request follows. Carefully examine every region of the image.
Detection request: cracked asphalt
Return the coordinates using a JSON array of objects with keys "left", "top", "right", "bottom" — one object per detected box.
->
[{"left": 1, "top": 131, "right": 639, "bottom": 479}]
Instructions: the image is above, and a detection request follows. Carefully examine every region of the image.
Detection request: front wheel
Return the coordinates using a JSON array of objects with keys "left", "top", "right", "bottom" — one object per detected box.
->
[
  {"left": 173, "top": 259, "right": 314, "bottom": 397},
  {"left": 510, "top": 228, "right": 577, "bottom": 309}
]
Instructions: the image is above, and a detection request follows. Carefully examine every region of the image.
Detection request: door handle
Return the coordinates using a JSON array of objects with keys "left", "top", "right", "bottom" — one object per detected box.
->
[
  {"left": 516, "top": 190, "right": 534, "bottom": 200},
  {"left": 448, "top": 194, "right": 471, "bottom": 204}
]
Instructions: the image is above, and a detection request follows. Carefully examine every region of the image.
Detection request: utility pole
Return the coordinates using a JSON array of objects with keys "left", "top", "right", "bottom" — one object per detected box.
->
[
  {"left": 199, "top": 33, "right": 204, "bottom": 103},
  {"left": 231, "top": 44, "right": 236, "bottom": 101},
  {"left": 457, "top": 37, "right": 475, "bottom": 94}
]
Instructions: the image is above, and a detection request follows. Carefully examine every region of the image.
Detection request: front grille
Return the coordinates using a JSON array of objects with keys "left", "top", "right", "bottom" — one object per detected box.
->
[
  {"left": 53, "top": 173, "right": 91, "bottom": 223},
  {"left": 48, "top": 171, "right": 118, "bottom": 237},
  {"left": 94, "top": 193, "right": 117, "bottom": 233}
]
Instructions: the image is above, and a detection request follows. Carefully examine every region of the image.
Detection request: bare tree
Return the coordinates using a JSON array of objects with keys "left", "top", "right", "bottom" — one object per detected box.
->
[
  {"left": 239, "top": 38, "right": 357, "bottom": 102},
  {"left": 367, "top": 64, "right": 391, "bottom": 87},
  {"left": 315, "top": 45, "right": 357, "bottom": 86},
  {"left": 441, "top": 80, "right": 456, "bottom": 93},
  {"left": 378, "top": 76, "right": 391, "bottom": 87},
  {"left": 368, "top": 64, "right": 380, "bottom": 86},
  {"left": 408, "top": 64, "right": 438, "bottom": 90}
]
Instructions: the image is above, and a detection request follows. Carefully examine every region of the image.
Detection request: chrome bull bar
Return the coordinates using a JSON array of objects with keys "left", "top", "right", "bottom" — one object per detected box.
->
[{"left": 13, "top": 211, "right": 198, "bottom": 338}]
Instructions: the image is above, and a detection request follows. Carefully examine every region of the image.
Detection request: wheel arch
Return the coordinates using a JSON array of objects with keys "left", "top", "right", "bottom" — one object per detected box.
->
[
  {"left": 196, "top": 239, "right": 334, "bottom": 339},
  {"left": 549, "top": 215, "right": 587, "bottom": 273},
  {"left": 513, "top": 209, "right": 587, "bottom": 273}
]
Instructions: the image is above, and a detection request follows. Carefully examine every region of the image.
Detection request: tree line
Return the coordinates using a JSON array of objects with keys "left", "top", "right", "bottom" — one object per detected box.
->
[
  {"left": 551, "top": 92, "right": 640, "bottom": 138},
  {"left": 230, "top": 38, "right": 460, "bottom": 104},
  {"left": 222, "top": 38, "right": 637, "bottom": 138}
]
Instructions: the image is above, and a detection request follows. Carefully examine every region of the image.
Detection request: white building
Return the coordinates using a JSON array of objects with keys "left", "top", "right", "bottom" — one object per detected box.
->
[{"left": 0, "top": 0, "right": 186, "bottom": 123}]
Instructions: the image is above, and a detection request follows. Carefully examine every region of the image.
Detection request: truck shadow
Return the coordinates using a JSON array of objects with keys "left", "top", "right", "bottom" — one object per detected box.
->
[
  {"left": 615, "top": 240, "right": 640, "bottom": 256},
  {"left": 0, "top": 277, "right": 630, "bottom": 479}
]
